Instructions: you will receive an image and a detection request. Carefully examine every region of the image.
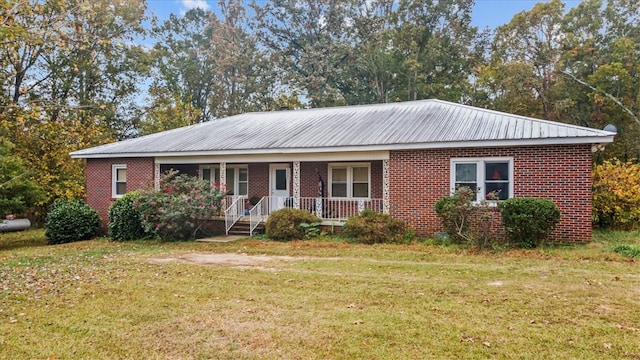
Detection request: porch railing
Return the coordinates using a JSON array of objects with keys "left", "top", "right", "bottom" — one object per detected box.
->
[
  {"left": 300, "top": 197, "right": 384, "bottom": 220},
  {"left": 249, "top": 197, "right": 267, "bottom": 236},
  {"left": 253, "top": 196, "right": 384, "bottom": 221},
  {"left": 225, "top": 196, "right": 384, "bottom": 235}
]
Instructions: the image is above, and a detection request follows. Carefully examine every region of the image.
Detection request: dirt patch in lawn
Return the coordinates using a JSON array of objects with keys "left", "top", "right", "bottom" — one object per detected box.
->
[{"left": 149, "top": 253, "right": 308, "bottom": 267}]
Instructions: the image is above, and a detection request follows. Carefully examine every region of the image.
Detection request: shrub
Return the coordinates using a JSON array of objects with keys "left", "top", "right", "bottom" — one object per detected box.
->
[
  {"left": 343, "top": 209, "right": 407, "bottom": 244},
  {"left": 108, "top": 192, "right": 147, "bottom": 241},
  {"left": 435, "top": 186, "right": 504, "bottom": 249},
  {"left": 265, "top": 208, "right": 320, "bottom": 241},
  {"left": 45, "top": 199, "right": 100, "bottom": 244},
  {"left": 498, "top": 198, "right": 560, "bottom": 248},
  {"left": 135, "top": 171, "right": 226, "bottom": 241},
  {"left": 592, "top": 160, "right": 640, "bottom": 230},
  {"left": 434, "top": 186, "right": 476, "bottom": 243}
]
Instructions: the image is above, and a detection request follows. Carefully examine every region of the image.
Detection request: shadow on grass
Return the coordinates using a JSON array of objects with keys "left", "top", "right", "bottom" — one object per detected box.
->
[{"left": 0, "top": 229, "right": 48, "bottom": 251}]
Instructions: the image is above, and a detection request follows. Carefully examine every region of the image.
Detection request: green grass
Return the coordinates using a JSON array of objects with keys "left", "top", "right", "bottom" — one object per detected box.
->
[{"left": 1, "top": 229, "right": 640, "bottom": 359}]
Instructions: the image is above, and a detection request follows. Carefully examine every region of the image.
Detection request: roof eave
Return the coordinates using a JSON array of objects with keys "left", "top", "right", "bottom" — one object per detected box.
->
[{"left": 69, "top": 135, "right": 615, "bottom": 159}]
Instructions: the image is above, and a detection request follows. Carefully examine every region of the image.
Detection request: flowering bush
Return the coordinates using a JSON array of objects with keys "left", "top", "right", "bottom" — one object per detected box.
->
[{"left": 135, "top": 171, "right": 226, "bottom": 241}]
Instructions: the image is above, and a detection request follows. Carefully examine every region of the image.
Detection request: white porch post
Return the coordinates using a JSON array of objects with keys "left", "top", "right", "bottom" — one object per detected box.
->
[
  {"left": 154, "top": 162, "right": 160, "bottom": 191},
  {"left": 219, "top": 162, "right": 227, "bottom": 211},
  {"left": 383, "top": 159, "right": 390, "bottom": 214},
  {"left": 293, "top": 161, "right": 300, "bottom": 209},
  {"left": 219, "top": 162, "right": 227, "bottom": 193}
]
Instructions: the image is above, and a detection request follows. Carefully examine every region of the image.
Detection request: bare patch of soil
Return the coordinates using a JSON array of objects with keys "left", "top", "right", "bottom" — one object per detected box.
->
[{"left": 150, "top": 253, "right": 306, "bottom": 267}]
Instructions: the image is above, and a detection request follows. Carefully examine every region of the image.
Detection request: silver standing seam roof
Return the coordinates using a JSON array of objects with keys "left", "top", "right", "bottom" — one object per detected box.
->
[{"left": 70, "top": 99, "right": 615, "bottom": 158}]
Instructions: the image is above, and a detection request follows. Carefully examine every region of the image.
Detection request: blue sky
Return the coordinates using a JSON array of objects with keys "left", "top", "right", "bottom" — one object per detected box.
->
[{"left": 145, "top": 0, "right": 581, "bottom": 30}]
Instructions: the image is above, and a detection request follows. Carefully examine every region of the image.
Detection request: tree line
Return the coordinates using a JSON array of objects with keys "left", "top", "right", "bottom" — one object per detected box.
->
[{"left": 0, "top": 0, "right": 638, "bottom": 218}]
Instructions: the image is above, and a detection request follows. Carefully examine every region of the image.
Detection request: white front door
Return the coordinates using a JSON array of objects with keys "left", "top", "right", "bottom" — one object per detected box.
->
[{"left": 269, "top": 164, "right": 290, "bottom": 211}]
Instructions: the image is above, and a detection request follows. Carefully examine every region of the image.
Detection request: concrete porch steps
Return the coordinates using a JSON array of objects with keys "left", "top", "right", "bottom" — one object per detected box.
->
[{"left": 227, "top": 220, "right": 265, "bottom": 236}]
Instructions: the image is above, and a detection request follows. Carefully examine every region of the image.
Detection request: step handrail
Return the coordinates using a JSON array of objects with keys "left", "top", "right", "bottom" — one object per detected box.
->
[
  {"left": 224, "top": 196, "right": 244, "bottom": 235},
  {"left": 249, "top": 197, "right": 266, "bottom": 236}
]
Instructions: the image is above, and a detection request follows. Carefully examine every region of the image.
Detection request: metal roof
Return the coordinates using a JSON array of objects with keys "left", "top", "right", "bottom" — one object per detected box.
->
[{"left": 70, "top": 99, "right": 616, "bottom": 158}]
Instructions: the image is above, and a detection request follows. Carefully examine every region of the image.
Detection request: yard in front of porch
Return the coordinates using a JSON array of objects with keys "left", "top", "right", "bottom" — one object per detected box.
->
[{"left": 1, "top": 229, "right": 639, "bottom": 359}]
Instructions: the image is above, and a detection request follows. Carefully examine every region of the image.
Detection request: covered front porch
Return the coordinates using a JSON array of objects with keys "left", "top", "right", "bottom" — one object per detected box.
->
[
  {"left": 224, "top": 195, "right": 386, "bottom": 236},
  {"left": 153, "top": 154, "right": 390, "bottom": 236}
]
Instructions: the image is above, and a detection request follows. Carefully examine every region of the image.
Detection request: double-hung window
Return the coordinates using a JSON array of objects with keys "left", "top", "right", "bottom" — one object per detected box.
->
[
  {"left": 329, "top": 163, "right": 370, "bottom": 198},
  {"left": 112, "top": 164, "right": 127, "bottom": 198},
  {"left": 451, "top": 158, "right": 513, "bottom": 201},
  {"left": 199, "top": 165, "right": 248, "bottom": 196}
]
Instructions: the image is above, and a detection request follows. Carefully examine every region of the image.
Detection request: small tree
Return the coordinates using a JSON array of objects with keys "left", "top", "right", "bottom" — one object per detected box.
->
[
  {"left": 498, "top": 198, "right": 560, "bottom": 248},
  {"left": 135, "top": 171, "right": 226, "bottom": 241},
  {"left": 592, "top": 160, "right": 640, "bottom": 230}
]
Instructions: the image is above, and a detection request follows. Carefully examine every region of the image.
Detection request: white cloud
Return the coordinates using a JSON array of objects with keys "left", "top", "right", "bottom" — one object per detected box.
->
[{"left": 181, "top": 0, "right": 211, "bottom": 11}]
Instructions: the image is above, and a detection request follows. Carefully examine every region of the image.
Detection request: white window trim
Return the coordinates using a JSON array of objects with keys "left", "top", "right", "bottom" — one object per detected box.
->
[
  {"left": 450, "top": 157, "right": 514, "bottom": 202},
  {"left": 328, "top": 162, "right": 371, "bottom": 199},
  {"left": 199, "top": 164, "right": 248, "bottom": 196},
  {"left": 112, "top": 164, "right": 127, "bottom": 198}
]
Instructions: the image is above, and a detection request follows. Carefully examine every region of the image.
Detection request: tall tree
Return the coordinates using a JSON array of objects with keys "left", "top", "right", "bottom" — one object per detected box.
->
[
  {"left": 392, "top": 0, "right": 479, "bottom": 102},
  {"left": 149, "top": 1, "right": 276, "bottom": 124},
  {"left": 208, "top": 0, "right": 279, "bottom": 117},
  {"left": 485, "top": 0, "right": 565, "bottom": 119},
  {"left": 0, "top": 0, "right": 148, "bottom": 208},
  {"left": 251, "top": 0, "right": 355, "bottom": 107},
  {"left": 150, "top": 8, "right": 217, "bottom": 123},
  {"left": 252, "top": 0, "right": 481, "bottom": 106},
  {"left": 339, "top": 0, "right": 398, "bottom": 104},
  {"left": 559, "top": 0, "right": 640, "bottom": 160}
]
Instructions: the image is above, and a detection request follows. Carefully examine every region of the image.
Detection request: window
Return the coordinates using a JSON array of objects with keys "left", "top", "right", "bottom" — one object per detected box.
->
[
  {"left": 329, "top": 163, "right": 370, "bottom": 198},
  {"left": 199, "top": 165, "right": 248, "bottom": 196},
  {"left": 112, "top": 164, "right": 126, "bottom": 198},
  {"left": 451, "top": 158, "right": 513, "bottom": 201}
]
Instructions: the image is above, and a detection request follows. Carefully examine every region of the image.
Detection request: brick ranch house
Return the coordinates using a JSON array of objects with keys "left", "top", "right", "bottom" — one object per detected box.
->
[{"left": 70, "top": 99, "right": 615, "bottom": 242}]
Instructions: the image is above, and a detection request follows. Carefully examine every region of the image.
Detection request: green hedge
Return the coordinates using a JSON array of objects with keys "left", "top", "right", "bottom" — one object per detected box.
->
[
  {"left": 344, "top": 210, "right": 408, "bottom": 244},
  {"left": 265, "top": 208, "right": 320, "bottom": 241},
  {"left": 498, "top": 198, "right": 560, "bottom": 248},
  {"left": 108, "top": 192, "right": 147, "bottom": 241},
  {"left": 45, "top": 199, "right": 100, "bottom": 244}
]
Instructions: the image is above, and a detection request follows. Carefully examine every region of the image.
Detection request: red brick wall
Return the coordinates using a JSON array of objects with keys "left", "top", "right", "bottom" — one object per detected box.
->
[
  {"left": 389, "top": 145, "right": 593, "bottom": 242},
  {"left": 86, "top": 158, "right": 154, "bottom": 232},
  {"left": 370, "top": 160, "right": 383, "bottom": 199},
  {"left": 248, "top": 163, "right": 269, "bottom": 198},
  {"left": 301, "top": 162, "right": 327, "bottom": 197}
]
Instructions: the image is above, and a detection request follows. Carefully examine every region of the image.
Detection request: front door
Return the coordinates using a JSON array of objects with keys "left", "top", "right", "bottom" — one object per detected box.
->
[{"left": 269, "top": 164, "right": 290, "bottom": 211}]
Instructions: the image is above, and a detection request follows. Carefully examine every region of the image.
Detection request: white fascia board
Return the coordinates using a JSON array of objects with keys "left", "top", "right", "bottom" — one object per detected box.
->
[
  {"left": 155, "top": 150, "right": 390, "bottom": 164},
  {"left": 70, "top": 135, "right": 615, "bottom": 159}
]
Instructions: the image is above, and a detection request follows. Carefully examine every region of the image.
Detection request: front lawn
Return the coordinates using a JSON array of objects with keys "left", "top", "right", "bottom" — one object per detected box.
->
[{"left": 1, "top": 230, "right": 639, "bottom": 359}]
